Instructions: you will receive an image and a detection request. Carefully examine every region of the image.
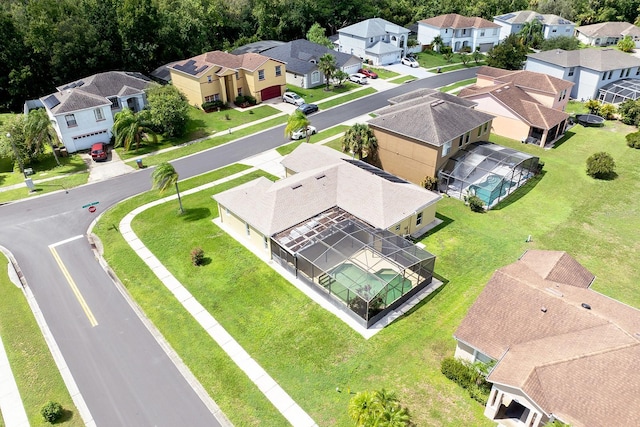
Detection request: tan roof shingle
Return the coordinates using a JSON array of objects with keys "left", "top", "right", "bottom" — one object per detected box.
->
[{"left": 419, "top": 13, "right": 500, "bottom": 29}]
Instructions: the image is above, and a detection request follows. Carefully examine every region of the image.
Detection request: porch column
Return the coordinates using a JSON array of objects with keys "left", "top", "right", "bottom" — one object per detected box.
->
[
  {"left": 484, "top": 387, "right": 502, "bottom": 419},
  {"left": 539, "top": 130, "right": 549, "bottom": 148}
]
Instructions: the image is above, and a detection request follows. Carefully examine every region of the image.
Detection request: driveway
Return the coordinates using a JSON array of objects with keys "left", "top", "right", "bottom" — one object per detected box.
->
[{"left": 383, "top": 63, "right": 435, "bottom": 79}]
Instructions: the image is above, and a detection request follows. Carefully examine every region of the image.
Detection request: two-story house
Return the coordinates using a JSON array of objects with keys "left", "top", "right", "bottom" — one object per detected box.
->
[
  {"left": 525, "top": 48, "right": 640, "bottom": 102},
  {"left": 417, "top": 13, "right": 501, "bottom": 52},
  {"left": 336, "top": 18, "right": 410, "bottom": 65},
  {"left": 493, "top": 11, "right": 575, "bottom": 41},
  {"left": 575, "top": 21, "right": 640, "bottom": 48},
  {"left": 38, "top": 71, "right": 152, "bottom": 153},
  {"left": 169, "top": 50, "right": 286, "bottom": 107}
]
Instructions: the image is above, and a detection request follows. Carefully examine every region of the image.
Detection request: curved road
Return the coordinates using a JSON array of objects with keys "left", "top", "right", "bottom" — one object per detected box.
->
[{"left": 0, "top": 68, "right": 476, "bottom": 426}]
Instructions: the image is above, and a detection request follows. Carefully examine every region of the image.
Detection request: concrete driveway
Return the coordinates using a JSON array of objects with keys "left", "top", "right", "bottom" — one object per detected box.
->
[
  {"left": 383, "top": 63, "right": 435, "bottom": 79},
  {"left": 86, "top": 148, "right": 135, "bottom": 183}
]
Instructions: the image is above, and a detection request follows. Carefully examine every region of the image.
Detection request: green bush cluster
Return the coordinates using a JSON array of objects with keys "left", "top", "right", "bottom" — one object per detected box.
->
[
  {"left": 420, "top": 176, "right": 438, "bottom": 191},
  {"left": 585, "top": 151, "right": 616, "bottom": 179},
  {"left": 201, "top": 100, "right": 227, "bottom": 111},
  {"left": 466, "top": 195, "right": 485, "bottom": 212},
  {"left": 626, "top": 131, "right": 640, "bottom": 148},
  {"left": 441, "top": 357, "right": 492, "bottom": 405},
  {"left": 234, "top": 95, "right": 257, "bottom": 106},
  {"left": 41, "top": 401, "right": 63, "bottom": 423}
]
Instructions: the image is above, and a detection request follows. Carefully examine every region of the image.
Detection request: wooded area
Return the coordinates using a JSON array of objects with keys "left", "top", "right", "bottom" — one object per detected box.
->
[{"left": 1, "top": 0, "right": 639, "bottom": 111}]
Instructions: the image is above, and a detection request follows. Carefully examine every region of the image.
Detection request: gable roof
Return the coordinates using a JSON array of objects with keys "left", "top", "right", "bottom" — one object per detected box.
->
[
  {"left": 576, "top": 21, "right": 640, "bottom": 38},
  {"left": 213, "top": 144, "right": 440, "bottom": 235},
  {"left": 455, "top": 250, "right": 640, "bottom": 427},
  {"left": 475, "top": 66, "right": 573, "bottom": 94},
  {"left": 42, "top": 71, "right": 152, "bottom": 115},
  {"left": 419, "top": 13, "right": 500, "bottom": 29},
  {"left": 338, "top": 18, "right": 410, "bottom": 38},
  {"left": 527, "top": 48, "right": 640, "bottom": 72},
  {"left": 170, "top": 51, "right": 281, "bottom": 78},
  {"left": 368, "top": 89, "right": 494, "bottom": 147},
  {"left": 261, "top": 39, "right": 361, "bottom": 75},
  {"left": 493, "top": 10, "right": 574, "bottom": 26},
  {"left": 231, "top": 40, "right": 286, "bottom": 55}
]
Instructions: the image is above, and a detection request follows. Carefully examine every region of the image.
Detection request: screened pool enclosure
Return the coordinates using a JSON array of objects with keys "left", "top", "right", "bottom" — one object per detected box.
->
[
  {"left": 271, "top": 214, "right": 436, "bottom": 327},
  {"left": 439, "top": 142, "right": 539, "bottom": 209}
]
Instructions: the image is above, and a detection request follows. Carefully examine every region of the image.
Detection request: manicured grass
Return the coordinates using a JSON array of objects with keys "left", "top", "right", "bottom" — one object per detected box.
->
[
  {"left": 285, "top": 82, "right": 364, "bottom": 103},
  {"left": 0, "top": 254, "right": 82, "bottom": 426},
  {"left": 0, "top": 173, "right": 88, "bottom": 204},
  {"left": 319, "top": 88, "right": 376, "bottom": 109},
  {"left": 367, "top": 68, "right": 399, "bottom": 80},
  {"left": 0, "top": 153, "right": 86, "bottom": 187},
  {"left": 277, "top": 125, "right": 349, "bottom": 156},
  {"left": 566, "top": 100, "right": 589, "bottom": 115},
  {"left": 388, "top": 75, "right": 416, "bottom": 84},
  {"left": 428, "top": 61, "right": 484, "bottom": 73},
  {"left": 439, "top": 78, "right": 476, "bottom": 93}
]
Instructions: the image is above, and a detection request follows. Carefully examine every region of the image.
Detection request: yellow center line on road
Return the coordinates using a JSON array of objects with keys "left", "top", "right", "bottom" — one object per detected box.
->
[{"left": 49, "top": 245, "right": 98, "bottom": 327}]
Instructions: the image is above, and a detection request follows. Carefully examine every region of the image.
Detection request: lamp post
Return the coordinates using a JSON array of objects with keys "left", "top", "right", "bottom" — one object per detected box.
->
[{"left": 6, "top": 132, "right": 26, "bottom": 178}]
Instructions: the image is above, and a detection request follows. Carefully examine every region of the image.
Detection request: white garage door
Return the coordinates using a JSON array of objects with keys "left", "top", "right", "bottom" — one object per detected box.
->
[{"left": 342, "top": 63, "right": 362, "bottom": 75}]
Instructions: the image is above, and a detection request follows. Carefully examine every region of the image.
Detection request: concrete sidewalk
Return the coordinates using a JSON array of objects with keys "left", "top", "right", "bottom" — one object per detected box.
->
[{"left": 0, "top": 333, "right": 29, "bottom": 427}]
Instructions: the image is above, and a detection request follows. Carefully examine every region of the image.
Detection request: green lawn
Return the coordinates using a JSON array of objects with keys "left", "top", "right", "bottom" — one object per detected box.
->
[
  {"left": 388, "top": 75, "right": 416, "bottom": 84},
  {"left": 0, "top": 254, "right": 82, "bottom": 426},
  {"left": 0, "top": 173, "right": 88, "bottom": 204},
  {"left": 319, "top": 88, "right": 376, "bottom": 109},
  {"left": 277, "top": 125, "right": 349, "bottom": 156},
  {"left": 0, "top": 152, "right": 86, "bottom": 185},
  {"left": 428, "top": 61, "right": 484, "bottom": 73},
  {"left": 366, "top": 68, "right": 399, "bottom": 80},
  {"left": 285, "top": 82, "right": 365, "bottom": 103},
  {"left": 439, "top": 78, "right": 476, "bottom": 93}
]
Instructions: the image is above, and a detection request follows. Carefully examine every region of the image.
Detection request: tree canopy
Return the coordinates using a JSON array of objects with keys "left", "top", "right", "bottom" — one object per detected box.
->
[{"left": 486, "top": 34, "right": 529, "bottom": 70}]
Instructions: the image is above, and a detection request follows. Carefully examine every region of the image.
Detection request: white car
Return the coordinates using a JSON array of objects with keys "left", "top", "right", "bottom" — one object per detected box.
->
[
  {"left": 401, "top": 57, "right": 419, "bottom": 68},
  {"left": 290, "top": 125, "right": 317, "bottom": 140},
  {"left": 283, "top": 92, "right": 305, "bottom": 106},
  {"left": 349, "top": 73, "right": 368, "bottom": 85}
]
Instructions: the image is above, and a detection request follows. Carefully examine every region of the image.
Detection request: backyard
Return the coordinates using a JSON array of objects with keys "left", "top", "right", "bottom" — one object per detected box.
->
[{"left": 93, "top": 118, "right": 640, "bottom": 425}]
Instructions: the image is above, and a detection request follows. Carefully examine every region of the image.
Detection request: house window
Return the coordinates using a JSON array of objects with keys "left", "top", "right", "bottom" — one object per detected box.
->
[
  {"left": 477, "top": 126, "right": 482, "bottom": 137},
  {"left": 275, "top": 65, "right": 282, "bottom": 77},
  {"left": 620, "top": 70, "right": 624, "bottom": 78},
  {"left": 637, "top": 67, "right": 640, "bottom": 75},
  {"left": 480, "top": 30, "right": 485, "bottom": 37},
  {"left": 263, "top": 236, "right": 268, "bottom": 249},
  {"left": 205, "top": 94, "right": 220, "bottom": 102},
  {"left": 626, "top": 68, "right": 631, "bottom": 77},
  {"left": 602, "top": 73, "right": 607, "bottom": 81},
  {"left": 109, "top": 97, "right": 119, "bottom": 109},
  {"left": 207, "top": 75, "right": 212, "bottom": 83},
  {"left": 237, "top": 87, "right": 242, "bottom": 96},
  {"left": 416, "top": 212, "right": 423, "bottom": 226},
  {"left": 311, "top": 71, "right": 320, "bottom": 84},
  {"left": 235, "top": 71, "right": 239, "bottom": 80},
  {"left": 608, "top": 71, "right": 613, "bottom": 79},
  {"left": 552, "top": 27, "right": 557, "bottom": 33},
  {"left": 442, "top": 141, "right": 451, "bottom": 157},
  {"left": 458, "top": 135, "right": 464, "bottom": 147},
  {"left": 65, "top": 114, "right": 77, "bottom": 127},
  {"left": 465, "top": 132, "right": 470, "bottom": 143},
  {"left": 445, "top": 29, "right": 448, "bottom": 34},
  {"left": 94, "top": 108, "right": 104, "bottom": 121},
  {"left": 395, "top": 224, "right": 401, "bottom": 231},
  {"left": 568, "top": 67, "right": 575, "bottom": 77},
  {"left": 483, "top": 122, "right": 488, "bottom": 133},
  {"left": 245, "top": 223, "right": 250, "bottom": 236},
  {"left": 258, "top": 70, "right": 265, "bottom": 80},
  {"left": 462, "top": 29, "right": 467, "bottom": 35},
  {"left": 493, "top": 28, "right": 498, "bottom": 35},
  {"left": 370, "top": 37, "right": 373, "bottom": 42}
]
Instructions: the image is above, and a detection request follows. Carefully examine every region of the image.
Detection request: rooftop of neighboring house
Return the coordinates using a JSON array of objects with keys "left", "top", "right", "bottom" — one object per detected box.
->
[
  {"left": 338, "top": 17, "right": 410, "bottom": 38},
  {"left": 169, "top": 50, "right": 283, "bottom": 78},
  {"left": 41, "top": 71, "right": 152, "bottom": 115},
  {"left": 454, "top": 250, "right": 640, "bottom": 427},
  {"left": 261, "top": 39, "right": 361, "bottom": 75},
  {"left": 576, "top": 21, "right": 640, "bottom": 38},
  {"left": 368, "top": 88, "right": 493, "bottom": 147},
  {"left": 493, "top": 10, "right": 574, "bottom": 26},
  {"left": 213, "top": 144, "right": 440, "bottom": 236},
  {"left": 418, "top": 13, "right": 500, "bottom": 30},
  {"left": 231, "top": 40, "right": 286, "bottom": 55},
  {"left": 527, "top": 48, "right": 640, "bottom": 72},
  {"left": 474, "top": 66, "right": 574, "bottom": 94}
]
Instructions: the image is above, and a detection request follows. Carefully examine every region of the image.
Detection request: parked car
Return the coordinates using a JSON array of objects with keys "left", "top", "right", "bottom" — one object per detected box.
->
[
  {"left": 290, "top": 125, "right": 317, "bottom": 140},
  {"left": 401, "top": 57, "right": 419, "bottom": 68},
  {"left": 90, "top": 142, "right": 108, "bottom": 161},
  {"left": 283, "top": 92, "right": 305, "bottom": 106},
  {"left": 297, "top": 103, "right": 319, "bottom": 115},
  {"left": 349, "top": 73, "right": 368, "bottom": 85},
  {"left": 358, "top": 68, "right": 378, "bottom": 79}
]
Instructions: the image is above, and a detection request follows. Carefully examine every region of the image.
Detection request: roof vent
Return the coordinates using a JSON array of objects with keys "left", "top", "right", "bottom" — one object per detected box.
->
[
  {"left": 581, "top": 303, "right": 591, "bottom": 310},
  {"left": 291, "top": 184, "right": 302, "bottom": 190},
  {"left": 541, "top": 306, "right": 547, "bottom": 313},
  {"left": 430, "top": 100, "right": 444, "bottom": 107},
  {"left": 315, "top": 174, "right": 326, "bottom": 180}
]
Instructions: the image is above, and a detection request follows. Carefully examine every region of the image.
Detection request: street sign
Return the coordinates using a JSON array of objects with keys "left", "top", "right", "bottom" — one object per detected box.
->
[
  {"left": 88, "top": 206, "right": 97, "bottom": 213},
  {"left": 82, "top": 201, "right": 100, "bottom": 209}
]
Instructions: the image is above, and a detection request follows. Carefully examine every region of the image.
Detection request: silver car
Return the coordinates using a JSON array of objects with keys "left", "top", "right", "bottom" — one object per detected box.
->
[{"left": 283, "top": 92, "right": 305, "bottom": 106}]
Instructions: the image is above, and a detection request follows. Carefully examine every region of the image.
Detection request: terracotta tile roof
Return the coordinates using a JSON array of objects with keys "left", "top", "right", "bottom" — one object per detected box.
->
[
  {"left": 475, "top": 66, "right": 573, "bottom": 94},
  {"left": 170, "top": 51, "right": 279, "bottom": 78},
  {"left": 455, "top": 250, "right": 640, "bottom": 427},
  {"left": 419, "top": 13, "right": 500, "bottom": 29}
]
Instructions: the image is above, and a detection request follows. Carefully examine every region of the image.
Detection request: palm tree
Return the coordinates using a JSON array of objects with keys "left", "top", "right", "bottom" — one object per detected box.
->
[
  {"left": 24, "top": 108, "right": 61, "bottom": 166},
  {"left": 431, "top": 35, "right": 443, "bottom": 52},
  {"left": 151, "top": 162, "right": 183, "bottom": 213},
  {"left": 113, "top": 108, "right": 157, "bottom": 151},
  {"left": 284, "top": 110, "right": 311, "bottom": 143},
  {"left": 348, "top": 391, "right": 376, "bottom": 427},
  {"left": 518, "top": 19, "right": 543, "bottom": 48},
  {"left": 317, "top": 53, "right": 337, "bottom": 91},
  {"left": 341, "top": 123, "right": 377, "bottom": 161}
]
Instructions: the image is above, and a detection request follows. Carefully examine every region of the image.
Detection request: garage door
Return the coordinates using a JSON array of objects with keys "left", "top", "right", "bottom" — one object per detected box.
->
[
  {"left": 478, "top": 43, "right": 495, "bottom": 52},
  {"left": 261, "top": 85, "right": 281, "bottom": 101},
  {"left": 343, "top": 63, "right": 361, "bottom": 75}
]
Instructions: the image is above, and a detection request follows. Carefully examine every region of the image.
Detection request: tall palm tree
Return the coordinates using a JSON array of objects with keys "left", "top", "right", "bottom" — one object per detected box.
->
[
  {"left": 431, "top": 35, "right": 444, "bottom": 52},
  {"left": 284, "top": 110, "right": 311, "bottom": 143},
  {"left": 317, "top": 53, "right": 337, "bottom": 91},
  {"left": 518, "top": 19, "right": 543, "bottom": 48},
  {"left": 341, "top": 123, "right": 377, "bottom": 161},
  {"left": 113, "top": 108, "right": 157, "bottom": 151},
  {"left": 151, "top": 162, "right": 183, "bottom": 213},
  {"left": 25, "top": 108, "right": 61, "bottom": 166}
]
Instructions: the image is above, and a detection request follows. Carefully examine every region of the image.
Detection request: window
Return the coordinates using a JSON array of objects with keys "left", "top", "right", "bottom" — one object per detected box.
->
[
  {"left": 483, "top": 122, "right": 488, "bottom": 133},
  {"left": 94, "top": 108, "right": 104, "bottom": 121},
  {"left": 370, "top": 37, "right": 373, "bottom": 42},
  {"left": 235, "top": 71, "right": 239, "bottom": 80},
  {"left": 258, "top": 70, "right": 265, "bottom": 80},
  {"left": 237, "top": 87, "right": 242, "bottom": 96},
  {"left": 416, "top": 212, "right": 423, "bottom": 226},
  {"left": 608, "top": 71, "right": 613, "bottom": 79},
  {"left": 493, "top": 28, "right": 498, "bottom": 35},
  {"left": 395, "top": 224, "right": 401, "bottom": 231},
  {"left": 620, "top": 70, "right": 624, "bottom": 78},
  {"left": 311, "top": 71, "right": 320, "bottom": 84},
  {"left": 207, "top": 75, "right": 212, "bottom": 83},
  {"left": 275, "top": 65, "right": 281, "bottom": 77},
  {"left": 552, "top": 27, "right": 557, "bottom": 33},
  {"left": 445, "top": 29, "right": 448, "bottom": 34},
  {"left": 245, "top": 223, "right": 250, "bottom": 236},
  {"left": 626, "top": 68, "right": 631, "bottom": 77},
  {"left": 480, "top": 30, "right": 485, "bottom": 37},
  {"left": 477, "top": 126, "right": 482, "bottom": 137},
  {"left": 109, "top": 97, "right": 119, "bottom": 109},
  {"left": 465, "top": 132, "right": 470, "bottom": 144},
  {"left": 442, "top": 141, "right": 451, "bottom": 157},
  {"left": 204, "top": 94, "right": 220, "bottom": 102},
  {"left": 263, "top": 236, "right": 268, "bottom": 249},
  {"left": 65, "top": 114, "right": 77, "bottom": 127},
  {"left": 458, "top": 135, "right": 464, "bottom": 147},
  {"left": 568, "top": 67, "right": 575, "bottom": 77},
  {"left": 602, "top": 73, "right": 607, "bottom": 81},
  {"left": 637, "top": 67, "right": 640, "bottom": 75},
  {"left": 462, "top": 29, "right": 467, "bottom": 35}
]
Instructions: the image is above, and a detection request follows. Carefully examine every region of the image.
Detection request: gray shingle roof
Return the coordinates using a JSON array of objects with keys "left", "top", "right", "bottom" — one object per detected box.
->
[
  {"left": 527, "top": 48, "right": 640, "bottom": 72},
  {"left": 231, "top": 40, "right": 286, "bottom": 55},
  {"left": 261, "top": 39, "right": 361, "bottom": 75},
  {"left": 493, "top": 10, "right": 574, "bottom": 26},
  {"left": 576, "top": 21, "right": 640, "bottom": 38},
  {"left": 338, "top": 18, "right": 410, "bottom": 38}
]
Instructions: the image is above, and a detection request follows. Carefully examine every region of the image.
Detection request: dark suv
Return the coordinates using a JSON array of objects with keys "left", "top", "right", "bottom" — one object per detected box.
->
[{"left": 90, "top": 143, "right": 108, "bottom": 161}]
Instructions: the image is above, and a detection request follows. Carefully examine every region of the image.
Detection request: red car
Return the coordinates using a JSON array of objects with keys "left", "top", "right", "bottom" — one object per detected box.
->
[
  {"left": 90, "top": 142, "right": 108, "bottom": 161},
  {"left": 358, "top": 68, "right": 378, "bottom": 79}
]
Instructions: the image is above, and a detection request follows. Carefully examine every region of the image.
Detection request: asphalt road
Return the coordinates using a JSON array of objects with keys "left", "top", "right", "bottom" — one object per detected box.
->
[{"left": 0, "top": 67, "right": 477, "bottom": 426}]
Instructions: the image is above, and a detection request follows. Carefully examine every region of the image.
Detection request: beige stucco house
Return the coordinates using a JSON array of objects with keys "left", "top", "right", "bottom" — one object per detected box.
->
[
  {"left": 459, "top": 66, "right": 574, "bottom": 147},
  {"left": 367, "top": 88, "right": 495, "bottom": 184},
  {"left": 169, "top": 50, "right": 286, "bottom": 107},
  {"left": 454, "top": 250, "right": 640, "bottom": 427}
]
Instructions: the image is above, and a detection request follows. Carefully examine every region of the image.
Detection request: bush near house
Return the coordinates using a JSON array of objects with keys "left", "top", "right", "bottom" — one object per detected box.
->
[
  {"left": 441, "top": 357, "right": 492, "bottom": 405},
  {"left": 201, "top": 100, "right": 227, "bottom": 112},
  {"left": 466, "top": 195, "right": 485, "bottom": 212}
]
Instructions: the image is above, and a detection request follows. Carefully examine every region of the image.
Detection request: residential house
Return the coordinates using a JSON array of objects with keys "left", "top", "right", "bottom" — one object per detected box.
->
[
  {"left": 367, "top": 88, "right": 494, "bottom": 183},
  {"left": 213, "top": 143, "right": 441, "bottom": 328},
  {"left": 336, "top": 18, "right": 410, "bottom": 65},
  {"left": 575, "top": 21, "right": 640, "bottom": 48},
  {"left": 169, "top": 50, "right": 286, "bottom": 108},
  {"left": 525, "top": 48, "right": 640, "bottom": 101},
  {"left": 38, "top": 71, "right": 152, "bottom": 153},
  {"left": 417, "top": 13, "right": 500, "bottom": 52},
  {"left": 261, "top": 39, "right": 362, "bottom": 89},
  {"left": 454, "top": 250, "right": 640, "bottom": 427},
  {"left": 493, "top": 10, "right": 575, "bottom": 41},
  {"left": 458, "top": 66, "right": 573, "bottom": 147}
]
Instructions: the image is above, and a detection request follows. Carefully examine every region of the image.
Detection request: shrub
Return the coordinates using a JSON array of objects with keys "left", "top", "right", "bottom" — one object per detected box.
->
[
  {"left": 586, "top": 151, "right": 615, "bottom": 179},
  {"left": 190, "top": 247, "right": 205, "bottom": 266},
  {"left": 460, "top": 46, "right": 472, "bottom": 53},
  {"left": 41, "top": 401, "right": 63, "bottom": 423},
  {"left": 585, "top": 99, "right": 601, "bottom": 115},
  {"left": 626, "top": 131, "right": 640, "bottom": 148},
  {"left": 420, "top": 176, "right": 438, "bottom": 191},
  {"left": 201, "top": 100, "right": 226, "bottom": 111},
  {"left": 244, "top": 95, "right": 257, "bottom": 105},
  {"left": 235, "top": 95, "right": 246, "bottom": 105},
  {"left": 618, "top": 99, "right": 640, "bottom": 126},
  {"left": 441, "top": 357, "right": 473, "bottom": 384},
  {"left": 598, "top": 103, "right": 616, "bottom": 120},
  {"left": 467, "top": 195, "right": 485, "bottom": 212},
  {"left": 536, "top": 160, "right": 545, "bottom": 173},
  {"left": 441, "top": 357, "right": 492, "bottom": 405}
]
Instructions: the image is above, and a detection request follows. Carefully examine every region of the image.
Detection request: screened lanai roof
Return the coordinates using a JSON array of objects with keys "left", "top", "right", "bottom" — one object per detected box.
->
[
  {"left": 295, "top": 219, "right": 435, "bottom": 302},
  {"left": 598, "top": 79, "right": 640, "bottom": 104}
]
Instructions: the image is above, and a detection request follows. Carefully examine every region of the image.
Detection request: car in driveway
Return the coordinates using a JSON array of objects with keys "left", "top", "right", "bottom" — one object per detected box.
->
[
  {"left": 401, "top": 57, "right": 419, "bottom": 68},
  {"left": 349, "top": 73, "right": 368, "bottom": 85},
  {"left": 283, "top": 92, "right": 305, "bottom": 106},
  {"left": 297, "top": 103, "right": 319, "bottom": 115},
  {"left": 290, "top": 125, "right": 317, "bottom": 140},
  {"left": 358, "top": 68, "right": 378, "bottom": 79},
  {"left": 90, "top": 142, "right": 108, "bottom": 161}
]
